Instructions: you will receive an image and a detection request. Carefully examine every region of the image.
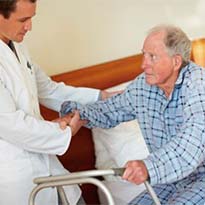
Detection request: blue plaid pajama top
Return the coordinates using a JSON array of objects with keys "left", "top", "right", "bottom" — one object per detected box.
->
[{"left": 61, "top": 62, "right": 205, "bottom": 205}]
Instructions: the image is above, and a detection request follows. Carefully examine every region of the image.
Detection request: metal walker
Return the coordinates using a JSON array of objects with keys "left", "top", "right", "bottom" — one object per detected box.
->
[{"left": 29, "top": 168, "right": 161, "bottom": 205}]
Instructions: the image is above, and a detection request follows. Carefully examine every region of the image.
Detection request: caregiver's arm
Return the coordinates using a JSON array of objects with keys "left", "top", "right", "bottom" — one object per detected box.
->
[
  {"left": 34, "top": 63, "right": 121, "bottom": 111},
  {"left": 0, "top": 80, "right": 71, "bottom": 155}
]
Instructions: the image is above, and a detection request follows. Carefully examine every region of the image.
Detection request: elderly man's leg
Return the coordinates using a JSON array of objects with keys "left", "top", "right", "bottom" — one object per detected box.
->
[
  {"left": 167, "top": 178, "right": 205, "bottom": 205},
  {"left": 128, "top": 184, "right": 176, "bottom": 205}
]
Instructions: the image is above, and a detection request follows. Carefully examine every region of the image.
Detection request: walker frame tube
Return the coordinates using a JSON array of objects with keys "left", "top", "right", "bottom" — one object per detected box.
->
[{"left": 29, "top": 168, "right": 161, "bottom": 205}]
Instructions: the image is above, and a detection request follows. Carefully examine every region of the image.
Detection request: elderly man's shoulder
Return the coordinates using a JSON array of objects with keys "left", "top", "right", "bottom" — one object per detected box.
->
[
  {"left": 184, "top": 62, "right": 205, "bottom": 88},
  {"left": 186, "top": 61, "right": 205, "bottom": 77}
]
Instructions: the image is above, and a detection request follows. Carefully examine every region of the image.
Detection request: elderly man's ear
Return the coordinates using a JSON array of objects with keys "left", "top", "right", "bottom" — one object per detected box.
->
[{"left": 173, "top": 54, "right": 183, "bottom": 70}]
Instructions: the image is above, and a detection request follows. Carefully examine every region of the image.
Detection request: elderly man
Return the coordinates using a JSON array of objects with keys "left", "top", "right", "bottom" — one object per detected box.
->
[{"left": 61, "top": 25, "right": 205, "bottom": 205}]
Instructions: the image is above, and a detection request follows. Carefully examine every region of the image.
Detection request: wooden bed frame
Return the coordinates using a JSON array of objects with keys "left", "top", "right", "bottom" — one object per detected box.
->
[
  {"left": 40, "top": 45, "right": 199, "bottom": 204},
  {"left": 40, "top": 54, "right": 143, "bottom": 204}
]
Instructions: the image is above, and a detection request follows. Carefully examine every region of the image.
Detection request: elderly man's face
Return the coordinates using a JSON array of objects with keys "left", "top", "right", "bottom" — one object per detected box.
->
[
  {"left": 141, "top": 31, "right": 181, "bottom": 94},
  {"left": 0, "top": 0, "right": 36, "bottom": 44}
]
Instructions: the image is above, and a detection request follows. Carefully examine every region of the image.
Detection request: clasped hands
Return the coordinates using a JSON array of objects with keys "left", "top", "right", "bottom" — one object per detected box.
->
[
  {"left": 53, "top": 90, "right": 123, "bottom": 136},
  {"left": 53, "top": 111, "right": 86, "bottom": 136}
]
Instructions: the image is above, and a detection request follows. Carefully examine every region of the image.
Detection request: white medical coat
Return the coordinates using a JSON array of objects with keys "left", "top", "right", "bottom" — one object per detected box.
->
[{"left": 0, "top": 40, "right": 99, "bottom": 205}]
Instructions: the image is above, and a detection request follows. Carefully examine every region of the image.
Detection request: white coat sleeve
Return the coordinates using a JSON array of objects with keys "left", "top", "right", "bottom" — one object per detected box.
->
[
  {"left": 34, "top": 64, "right": 100, "bottom": 112},
  {"left": 0, "top": 81, "right": 71, "bottom": 155}
]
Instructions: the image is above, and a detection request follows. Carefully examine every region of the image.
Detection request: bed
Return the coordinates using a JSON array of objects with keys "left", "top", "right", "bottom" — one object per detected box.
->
[{"left": 40, "top": 43, "right": 201, "bottom": 204}]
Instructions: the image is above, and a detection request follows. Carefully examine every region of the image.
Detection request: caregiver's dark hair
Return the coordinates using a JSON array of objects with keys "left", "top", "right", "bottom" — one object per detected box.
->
[{"left": 0, "top": 0, "right": 37, "bottom": 19}]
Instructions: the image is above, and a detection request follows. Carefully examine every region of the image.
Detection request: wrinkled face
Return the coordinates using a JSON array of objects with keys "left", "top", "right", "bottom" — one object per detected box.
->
[
  {"left": 141, "top": 31, "right": 178, "bottom": 89},
  {"left": 0, "top": 0, "right": 36, "bottom": 44}
]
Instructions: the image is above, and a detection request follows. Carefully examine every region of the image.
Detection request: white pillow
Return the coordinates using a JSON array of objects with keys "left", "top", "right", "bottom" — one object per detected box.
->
[{"left": 92, "top": 81, "right": 149, "bottom": 181}]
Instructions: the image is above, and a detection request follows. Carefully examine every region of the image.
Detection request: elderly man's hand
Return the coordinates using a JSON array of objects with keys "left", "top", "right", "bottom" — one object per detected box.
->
[
  {"left": 69, "top": 111, "right": 88, "bottom": 136},
  {"left": 53, "top": 111, "right": 87, "bottom": 135},
  {"left": 122, "top": 160, "right": 149, "bottom": 185},
  {"left": 53, "top": 113, "right": 74, "bottom": 130}
]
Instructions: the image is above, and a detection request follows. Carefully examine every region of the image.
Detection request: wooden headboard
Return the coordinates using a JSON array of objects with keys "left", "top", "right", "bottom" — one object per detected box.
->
[{"left": 40, "top": 54, "right": 143, "bottom": 204}]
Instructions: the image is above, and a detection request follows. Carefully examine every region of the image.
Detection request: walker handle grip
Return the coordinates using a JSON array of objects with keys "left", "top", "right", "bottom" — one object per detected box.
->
[
  {"left": 113, "top": 167, "right": 161, "bottom": 205},
  {"left": 112, "top": 168, "right": 126, "bottom": 176}
]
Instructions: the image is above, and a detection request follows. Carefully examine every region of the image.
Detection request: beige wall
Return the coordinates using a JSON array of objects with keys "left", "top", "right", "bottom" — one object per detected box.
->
[{"left": 25, "top": 0, "right": 205, "bottom": 76}]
